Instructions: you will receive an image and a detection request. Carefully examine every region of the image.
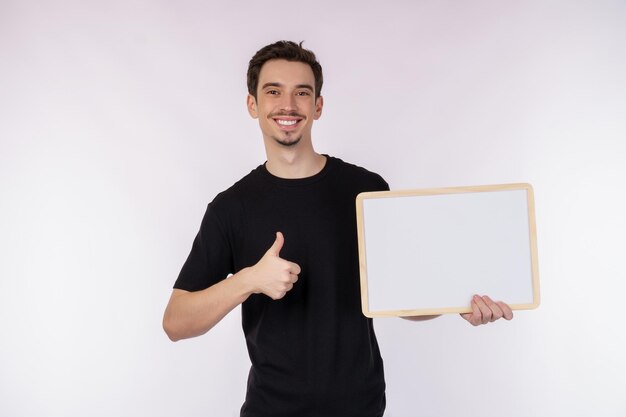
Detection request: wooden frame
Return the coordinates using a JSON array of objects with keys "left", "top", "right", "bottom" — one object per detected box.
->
[{"left": 355, "top": 183, "right": 540, "bottom": 318}]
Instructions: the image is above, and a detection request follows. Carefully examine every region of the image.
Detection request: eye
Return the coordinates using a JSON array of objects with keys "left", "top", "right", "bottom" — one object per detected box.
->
[
  {"left": 266, "top": 89, "right": 279, "bottom": 95},
  {"left": 296, "top": 90, "right": 311, "bottom": 96}
]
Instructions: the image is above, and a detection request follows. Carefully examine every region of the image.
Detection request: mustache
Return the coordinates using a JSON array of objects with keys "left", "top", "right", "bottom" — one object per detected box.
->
[{"left": 268, "top": 111, "right": 305, "bottom": 118}]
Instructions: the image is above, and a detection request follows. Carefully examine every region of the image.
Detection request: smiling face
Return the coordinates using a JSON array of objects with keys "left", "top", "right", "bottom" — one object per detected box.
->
[{"left": 247, "top": 59, "right": 323, "bottom": 148}]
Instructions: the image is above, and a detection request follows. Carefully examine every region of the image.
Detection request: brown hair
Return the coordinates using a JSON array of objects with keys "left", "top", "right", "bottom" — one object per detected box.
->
[{"left": 247, "top": 40, "right": 323, "bottom": 99}]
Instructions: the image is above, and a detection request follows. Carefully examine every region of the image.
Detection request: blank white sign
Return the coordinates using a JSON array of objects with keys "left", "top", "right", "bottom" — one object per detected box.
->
[{"left": 356, "top": 183, "right": 540, "bottom": 317}]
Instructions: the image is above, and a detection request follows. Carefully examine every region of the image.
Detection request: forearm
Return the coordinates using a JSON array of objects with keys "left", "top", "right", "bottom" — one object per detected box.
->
[
  {"left": 163, "top": 268, "right": 254, "bottom": 341},
  {"left": 164, "top": 232, "right": 300, "bottom": 341}
]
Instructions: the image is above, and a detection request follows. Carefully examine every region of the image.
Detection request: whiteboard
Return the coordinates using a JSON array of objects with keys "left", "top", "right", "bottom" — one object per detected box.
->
[{"left": 355, "top": 183, "right": 540, "bottom": 317}]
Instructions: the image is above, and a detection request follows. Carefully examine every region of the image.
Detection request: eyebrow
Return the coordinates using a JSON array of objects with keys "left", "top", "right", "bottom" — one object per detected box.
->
[{"left": 261, "top": 82, "right": 314, "bottom": 92}]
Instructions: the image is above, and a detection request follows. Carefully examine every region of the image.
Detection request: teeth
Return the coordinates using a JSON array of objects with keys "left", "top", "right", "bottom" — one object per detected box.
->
[{"left": 277, "top": 119, "right": 297, "bottom": 126}]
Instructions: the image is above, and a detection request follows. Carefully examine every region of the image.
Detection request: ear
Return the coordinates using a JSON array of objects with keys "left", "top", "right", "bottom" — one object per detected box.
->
[
  {"left": 247, "top": 94, "right": 258, "bottom": 119},
  {"left": 313, "top": 95, "right": 324, "bottom": 120}
]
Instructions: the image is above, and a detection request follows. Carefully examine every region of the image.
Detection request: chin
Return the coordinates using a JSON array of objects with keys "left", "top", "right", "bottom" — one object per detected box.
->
[{"left": 273, "top": 135, "right": 302, "bottom": 147}]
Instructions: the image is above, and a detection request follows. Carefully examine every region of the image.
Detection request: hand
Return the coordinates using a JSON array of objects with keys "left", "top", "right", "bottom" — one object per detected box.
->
[
  {"left": 461, "top": 295, "right": 513, "bottom": 326},
  {"left": 248, "top": 232, "right": 301, "bottom": 300}
]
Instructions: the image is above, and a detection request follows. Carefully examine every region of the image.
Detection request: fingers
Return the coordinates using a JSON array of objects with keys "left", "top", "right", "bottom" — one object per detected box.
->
[
  {"left": 461, "top": 300, "right": 482, "bottom": 326},
  {"left": 262, "top": 264, "right": 298, "bottom": 300},
  {"left": 482, "top": 296, "right": 504, "bottom": 322},
  {"left": 472, "top": 295, "right": 491, "bottom": 325},
  {"left": 497, "top": 301, "right": 514, "bottom": 320},
  {"left": 268, "top": 271, "right": 299, "bottom": 300},
  {"left": 265, "top": 231, "right": 300, "bottom": 276},
  {"left": 266, "top": 231, "right": 284, "bottom": 256},
  {"left": 255, "top": 231, "right": 302, "bottom": 300},
  {"left": 288, "top": 261, "right": 301, "bottom": 275},
  {"left": 462, "top": 295, "right": 514, "bottom": 326}
]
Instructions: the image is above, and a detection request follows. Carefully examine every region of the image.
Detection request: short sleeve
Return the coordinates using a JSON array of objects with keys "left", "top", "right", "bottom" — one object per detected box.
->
[
  {"left": 378, "top": 175, "right": 390, "bottom": 192},
  {"left": 174, "top": 203, "right": 234, "bottom": 292}
]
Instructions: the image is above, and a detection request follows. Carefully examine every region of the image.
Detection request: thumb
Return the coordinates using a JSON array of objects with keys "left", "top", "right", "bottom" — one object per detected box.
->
[{"left": 266, "top": 231, "right": 284, "bottom": 256}]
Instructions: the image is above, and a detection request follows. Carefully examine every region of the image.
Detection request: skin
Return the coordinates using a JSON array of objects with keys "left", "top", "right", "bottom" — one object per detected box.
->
[
  {"left": 163, "top": 60, "right": 322, "bottom": 341},
  {"left": 162, "top": 59, "right": 512, "bottom": 342},
  {"left": 402, "top": 295, "right": 513, "bottom": 324},
  {"left": 246, "top": 59, "right": 325, "bottom": 179}
]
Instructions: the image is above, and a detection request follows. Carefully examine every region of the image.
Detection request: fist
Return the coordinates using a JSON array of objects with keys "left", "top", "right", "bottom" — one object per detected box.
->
[
  {"left": 461, "top": 295, "right": 514, "bottom": 326},
  {"left": 250, "top": 232, "right": 301, "bottom": 300}
]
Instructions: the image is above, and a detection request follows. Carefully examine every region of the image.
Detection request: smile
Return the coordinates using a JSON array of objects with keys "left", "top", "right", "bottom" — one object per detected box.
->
[
  {"left": 272, "top": 117, "right": 303, "bottom": 130},
  {"left": 276, "top": 119, "right": 297, "bottom": 126}
]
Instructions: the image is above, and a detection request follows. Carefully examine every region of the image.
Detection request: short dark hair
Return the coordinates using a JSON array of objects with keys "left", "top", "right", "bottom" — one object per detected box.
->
[{"left": 247, "top": 40, "right": 323, "bottom": 99}]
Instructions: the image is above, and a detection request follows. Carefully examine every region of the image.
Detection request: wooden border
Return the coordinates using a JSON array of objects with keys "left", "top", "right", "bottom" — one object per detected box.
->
[{"left": 355, "top": 183, "right": 540, "bottom": 318}]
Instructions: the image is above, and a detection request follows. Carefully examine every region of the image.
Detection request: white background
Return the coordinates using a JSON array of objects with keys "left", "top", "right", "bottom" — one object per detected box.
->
[{"left": 1, "top": 1, "right": 625, "bottom": 416}]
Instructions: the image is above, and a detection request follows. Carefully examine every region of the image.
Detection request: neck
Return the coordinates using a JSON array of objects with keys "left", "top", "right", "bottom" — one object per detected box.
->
[{"left": 264, "top": 141, "right": 326, "bottom": 179}]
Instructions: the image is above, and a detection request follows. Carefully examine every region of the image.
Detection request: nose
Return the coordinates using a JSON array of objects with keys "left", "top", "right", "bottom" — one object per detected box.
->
[{"left": 279, "top": 93, "right": 297, "bottom": 112}]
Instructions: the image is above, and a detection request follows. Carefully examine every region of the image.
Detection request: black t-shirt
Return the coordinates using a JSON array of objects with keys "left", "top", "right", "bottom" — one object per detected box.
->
[{"left": 175, "top": 156, "right": 389, "bottom": 417}]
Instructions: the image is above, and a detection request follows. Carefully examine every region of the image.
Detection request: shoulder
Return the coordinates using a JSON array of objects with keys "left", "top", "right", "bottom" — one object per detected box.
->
[
  {"left": 328, "top": 156, "right": 389, "bottom": 192},
  {"left": 199, "top": 164, "right": 267, "bottom": 224},
  {"left": 211, "top": 165, "right": 264, "bottom": 204}
]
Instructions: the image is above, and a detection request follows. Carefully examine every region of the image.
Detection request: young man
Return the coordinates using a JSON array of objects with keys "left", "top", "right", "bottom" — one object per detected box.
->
[{"left": 163, "top": 41, "right": 513, "bottom": 417}]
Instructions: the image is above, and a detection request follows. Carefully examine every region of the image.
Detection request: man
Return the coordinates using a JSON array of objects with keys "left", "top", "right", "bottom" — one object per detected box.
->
[{"left": 163, "top": 41, "right": 513, "bottom": 417}]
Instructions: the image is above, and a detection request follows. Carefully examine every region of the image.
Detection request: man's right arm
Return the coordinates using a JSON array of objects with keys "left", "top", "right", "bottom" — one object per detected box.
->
[{"left": 163, "top": 231, "right": 299, "bottom": 341}]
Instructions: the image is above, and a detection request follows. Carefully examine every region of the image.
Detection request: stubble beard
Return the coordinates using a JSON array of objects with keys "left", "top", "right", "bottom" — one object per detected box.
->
[
  {"left": 272, "top": 133, "right": 303, "bottom": 147},
  {"left": 268, "top": 111, "right": 305, "bottom": 147}
]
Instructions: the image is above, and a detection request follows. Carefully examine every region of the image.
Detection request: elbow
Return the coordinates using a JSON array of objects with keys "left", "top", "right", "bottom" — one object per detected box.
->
[{"left": 162, "top": 313, "right": 183, "bottom": 342}]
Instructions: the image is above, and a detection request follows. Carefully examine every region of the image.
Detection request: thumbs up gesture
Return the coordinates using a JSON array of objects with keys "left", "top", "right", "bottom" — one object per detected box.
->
[{"left": 249, "top": 232, "right": 301, "bottom": 300}]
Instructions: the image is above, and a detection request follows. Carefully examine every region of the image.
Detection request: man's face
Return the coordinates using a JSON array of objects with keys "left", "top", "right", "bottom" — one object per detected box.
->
[{"left": 247, "top": 59, "right": 323, "bottom": 148}]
